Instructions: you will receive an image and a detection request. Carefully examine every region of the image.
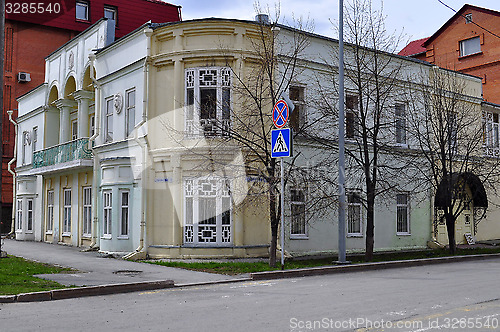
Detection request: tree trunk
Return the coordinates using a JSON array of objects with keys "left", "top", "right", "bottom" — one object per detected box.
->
[
  {"left": 446, "top": 214, "right": 456, "bottom": 255},
  {"left": 269, "top": 179, "right": 278, "bottom": 267},
  {"left": 365, "top": 199, "right": 375, "bottom": 262}
]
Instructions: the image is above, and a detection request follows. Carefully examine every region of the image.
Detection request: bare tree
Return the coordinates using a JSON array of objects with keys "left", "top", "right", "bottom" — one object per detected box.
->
[
  {"left": 406, "top": 67, "right": 500, "bottom": 254},
  {"left": 310, "top": 0, "right": 408, "bottom": 261}
]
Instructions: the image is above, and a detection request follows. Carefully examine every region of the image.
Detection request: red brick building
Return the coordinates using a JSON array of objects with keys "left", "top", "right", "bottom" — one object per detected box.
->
[
  {"left": 2, "top": 0, "right": 181, "bottom": 232},
  {"left": 399, "top": 4, "right": 500, "bottom": 104}
]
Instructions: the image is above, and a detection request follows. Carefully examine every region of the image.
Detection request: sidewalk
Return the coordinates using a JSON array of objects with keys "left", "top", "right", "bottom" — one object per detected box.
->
[{"left": 2, "top": 239, "right": 240, "bottom": 287}]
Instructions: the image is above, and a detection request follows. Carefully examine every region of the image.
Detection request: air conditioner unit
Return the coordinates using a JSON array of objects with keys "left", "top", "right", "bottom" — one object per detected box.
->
[{"left": 17, "top": 72, "right": 31, "bottom": 83}]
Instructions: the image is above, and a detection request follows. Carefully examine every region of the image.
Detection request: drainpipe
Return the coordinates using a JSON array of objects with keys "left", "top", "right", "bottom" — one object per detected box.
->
[
  {"left": 124, "top": 27, "right": 153, "bottom": 260},
  {"left": 88, "top": 52, "right": 101, "bottom": 249},
  {"left": 7, "top": 110, "right": 17, "bottom": 237}
]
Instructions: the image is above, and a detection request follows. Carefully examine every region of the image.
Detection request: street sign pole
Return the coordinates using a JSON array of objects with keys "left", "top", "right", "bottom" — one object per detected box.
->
[{"left": 280, "top": 158, "right": 285, "bottom": 270}]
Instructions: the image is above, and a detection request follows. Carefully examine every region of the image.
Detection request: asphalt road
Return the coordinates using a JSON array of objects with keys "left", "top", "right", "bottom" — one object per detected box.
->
[{"left": 2, "top": 258, "right": 500, "bottom": 332}]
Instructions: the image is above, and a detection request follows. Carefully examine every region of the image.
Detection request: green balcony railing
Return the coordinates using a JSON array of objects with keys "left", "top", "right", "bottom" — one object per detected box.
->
[{"left": 33, "top": 138, "right": 93, "bottom": 169}]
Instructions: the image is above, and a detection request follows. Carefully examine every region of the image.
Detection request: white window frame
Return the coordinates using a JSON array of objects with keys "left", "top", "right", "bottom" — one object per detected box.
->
[
  {"left": 183, "top": 177, "right": 232, "bottom": 246},
  {"left": 71, "top": 120, "right": 78, "bottom": 141},
  {"left": 465, "top": 13, "right": 472, "bottom": 24},
  {"left": 16, "top": 199, "right": 22, "bottom": 231},
  {"left": 347, "top": 192, "right": 363, "bottom": 237},
  {"left": 459, "top": 36, "right": 481, "bottom": 57},
  {"left": 483, "top": 111, "right": 500, "bottom": 157},
  {"left": 90, "top": 114, "right": 95, "bottom": 137},
  {"left": 185, "top": 67, "right": 231, "bottom": 138},
  {"left": 105, "top": 97, "right": 113, "bottom": 142},
  {"left": 125, "top": 89, "right": 136, "bottom": 137},
  {"left": 63, "top": 189, "right": 72, "bottom": 235},
  {"left": 345, "top": 94, "right": 359, "bottom": 140},
  {"left": 104, "top": 5, "right": 117, "bottom": 22},
  {"left": 103, "top": 190, "right": 112, "bottom": 237},
  {"left": 46, "top": 190, "right": 54, "bottom": 233},
  {"left": 290, "top": 188, "right": 307, "bottom": 239},
  {"left": 32, "top": 126, "right": 38, "bottom": 152},
  {"left": 76, "top": 1, "right": 89, "bottom": 21},
  {"left": 82, "top": 187, "right": 92, "bottom": 237},
  {"left": 396, "top": 193, "right": 410, "bottom": 235},
  {"left": 119, "top": 190, "right": 129, "bottom": 238},
  {"left": 289, "top": 85, "right": 306, "bottom": 133},
  {"left": 395, "top": 103, "right": 407, "bottom": 144},
  {"left": 27, "top": 199, "right": 33, "bottom": 232}
]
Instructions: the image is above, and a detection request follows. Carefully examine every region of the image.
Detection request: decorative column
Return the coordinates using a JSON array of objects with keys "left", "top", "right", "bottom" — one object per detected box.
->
[
  {"left": 73, "top": 90, "right": 94, "bottom": 138},
  {"left": 54, "top": 99, "right": 77, "bottom": 144}
]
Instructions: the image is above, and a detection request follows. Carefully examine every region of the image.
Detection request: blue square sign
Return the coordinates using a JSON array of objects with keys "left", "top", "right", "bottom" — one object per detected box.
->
[{"left": 271, "top": 128, "right": 292, "bottom": 158}]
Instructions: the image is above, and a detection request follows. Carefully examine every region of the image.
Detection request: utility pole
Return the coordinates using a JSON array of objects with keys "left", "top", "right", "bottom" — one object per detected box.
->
[{"left": 337, "top": 0, "right": 347, "bottom": 264}]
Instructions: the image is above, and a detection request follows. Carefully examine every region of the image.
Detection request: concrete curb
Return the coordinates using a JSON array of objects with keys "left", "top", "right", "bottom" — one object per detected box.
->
[
  {"left": 3, "top": 280, "right": 174, "bottom": 303},
  {"left": 250, "top": 253, "right": 500, "bottom": 280},
  {"left": 3, "top": 253, "right": 500, "bottom": 303}
]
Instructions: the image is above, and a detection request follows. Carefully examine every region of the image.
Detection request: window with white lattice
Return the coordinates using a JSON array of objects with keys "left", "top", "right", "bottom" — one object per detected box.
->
[
  {"left": 119, "top": 190, "right": 129, "bottom": 237},
  {"left": 16, "top": 199, "right": 22, "bottom": 230},
  {"left": 290, "top": 188, "right": 307, "bottom": 238},
  {"left": 184, "top": 177, "right": 232, "bottom": 245},
  {"left": 483, "top": 111, "right": 500, "bottom": 157},
  {"left": 185, "top": 67, "right": 231, "bottom": 137},
  {"left": 396, "top": 193, "right": 410, "bottom": 235}
]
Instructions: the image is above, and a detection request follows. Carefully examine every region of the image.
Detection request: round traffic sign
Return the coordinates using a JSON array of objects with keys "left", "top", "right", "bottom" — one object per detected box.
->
[{"left": 272, "top": 99, "right": 289, "bottom": 128}]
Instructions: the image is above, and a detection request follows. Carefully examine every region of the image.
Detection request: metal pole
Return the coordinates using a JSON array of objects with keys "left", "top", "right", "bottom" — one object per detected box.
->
[
  {"left": 337, "top": 0, "right": 347, "bottom": 263},
  {"left": 280, "top": 158, "right": 285, "bottom": 270}
]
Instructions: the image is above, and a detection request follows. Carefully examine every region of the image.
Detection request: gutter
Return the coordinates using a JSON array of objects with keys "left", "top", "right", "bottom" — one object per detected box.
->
[
  {"left": 88, "top": 53, "right": 101, "bottom": 249},
  {"left": 123, "top": 27, "right": 153, "bottom": 260},
  {"left": 7, "top": 110, "right": 17, "bottom": 236}
]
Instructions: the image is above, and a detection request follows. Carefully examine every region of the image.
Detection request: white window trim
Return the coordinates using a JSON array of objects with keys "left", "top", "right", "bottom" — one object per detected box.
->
[
  {"left": 76, "top": 0, "right": 89, "bottom": 21},
  {"left": 118, "top": 189, "right": 130, "bottom": 239},
  {"left": 82, "top": 187, "right": 92, "bottom": 238},
  {"left": 290, "top": 187, "right": 308, "bottom": 239},
  {"left": 46, "top": 190, "right": 54, "bottom": 234},
  {"left": 459, "top": 36, "right": 481, "bottom": 57},
  {"left": 183, "top": 177, "right": 232, "bottom": 246},
  {"left": 62, "top": 189, "right": 72, "bottom": 236},
  {"left": 125, "top": 88, "right": 136, "bottom": 137},
  {"left": 16, "top": 199, "right": 22, "bottom": 231},
  {"left": 26, "top": 199, "right": 33, "bottom": 233},
  {"left": 395, "top": 103, "right": 407, "bottom": 145},
  {"left": 396, "top": 193, "right": 411, "bottom": 235},
  {"left": 347, "top": 191, "right": 363, "bottom": 237},
  {"left": 102, "top": 190, "right": 112, "bottom": 239},
  {"left": 184, "top": 67, "right": 232, "bottom": 138},
  {"left": 104, "top": 97, "right": 114, "bottom": 143}
]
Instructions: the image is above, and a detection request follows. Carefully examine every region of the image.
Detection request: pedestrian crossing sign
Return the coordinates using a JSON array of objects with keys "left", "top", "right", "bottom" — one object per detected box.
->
[{"left": 271, "top": 128, "right": 292, "bottom": 158}]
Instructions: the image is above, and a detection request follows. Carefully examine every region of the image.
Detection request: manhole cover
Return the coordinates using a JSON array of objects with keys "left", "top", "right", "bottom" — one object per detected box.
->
[{"left": 113, "top": 270, "right": 143, "bottom": 276}]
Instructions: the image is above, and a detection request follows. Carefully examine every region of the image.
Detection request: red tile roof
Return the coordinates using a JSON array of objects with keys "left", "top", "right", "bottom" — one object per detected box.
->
[{"left": 398, "top": 37, "right": 428, "bottom": 56}]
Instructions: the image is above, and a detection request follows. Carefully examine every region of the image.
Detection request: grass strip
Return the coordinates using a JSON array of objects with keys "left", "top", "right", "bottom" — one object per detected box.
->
[
  {"left": 143, "top": 247, "right": 500, "bottom": 275},
  {"left": 0, "top": 255, "right": 72, "bottom": 295}
]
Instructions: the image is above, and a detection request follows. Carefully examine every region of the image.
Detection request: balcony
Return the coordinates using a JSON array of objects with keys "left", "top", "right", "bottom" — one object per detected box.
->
[{"left": 31, "top": 138, "right": 93, "bottom": 174}]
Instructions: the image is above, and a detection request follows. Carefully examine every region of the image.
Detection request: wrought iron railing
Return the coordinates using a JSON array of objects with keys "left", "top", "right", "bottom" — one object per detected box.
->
[{"left": 33, "top": 138, "right": 93, "bottom": 168}]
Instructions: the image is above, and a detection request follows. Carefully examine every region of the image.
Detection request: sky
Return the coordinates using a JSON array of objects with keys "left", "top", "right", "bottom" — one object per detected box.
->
[{"left": 174, "top": 0, "right": 500, "bottom": 51}]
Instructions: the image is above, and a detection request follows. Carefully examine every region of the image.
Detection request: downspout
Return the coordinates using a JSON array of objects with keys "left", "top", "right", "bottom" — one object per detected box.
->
[
  {"left": 88, "top": 52, "right": 101, "bottom": 249},
  {"left": 124, "top": 27, "right": 153, "bottom": 260},
  {"left": 7, "top": 110, "right": 17, "bottom": 237}
]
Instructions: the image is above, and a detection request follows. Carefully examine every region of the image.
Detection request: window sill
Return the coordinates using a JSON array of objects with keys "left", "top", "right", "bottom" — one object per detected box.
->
[
  {"left": 82, "top": 234, "right": 91, "bottom": 239},
  {"left": 101, "top": 235, "right": 112, "bottom": 240},
  {"left": 75, "top": 19, "right": 91, "bottom": 24},
  {"left": 459, "top": 51, "right": 482, "bottom": 59},
  {"left": 26, "top": 231, "right": 34, "bottom": 234},
  {"left": 62, "top": 232, "right": 71, "bottom": 237},
  {"left": 396, "top": 232, "right": 411, "bottom": 236},
  {"left": 290, "top": 235, "right": 309, "bottom": 240},
  {"left": 45, "top": 231, "right": 53, "bottom": 235},
  {"left": 117, "top": 236, "right": 129, "bottom": 240},
  {"left": 347, "top": 234, "right": 363, "bottom": 238}
]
